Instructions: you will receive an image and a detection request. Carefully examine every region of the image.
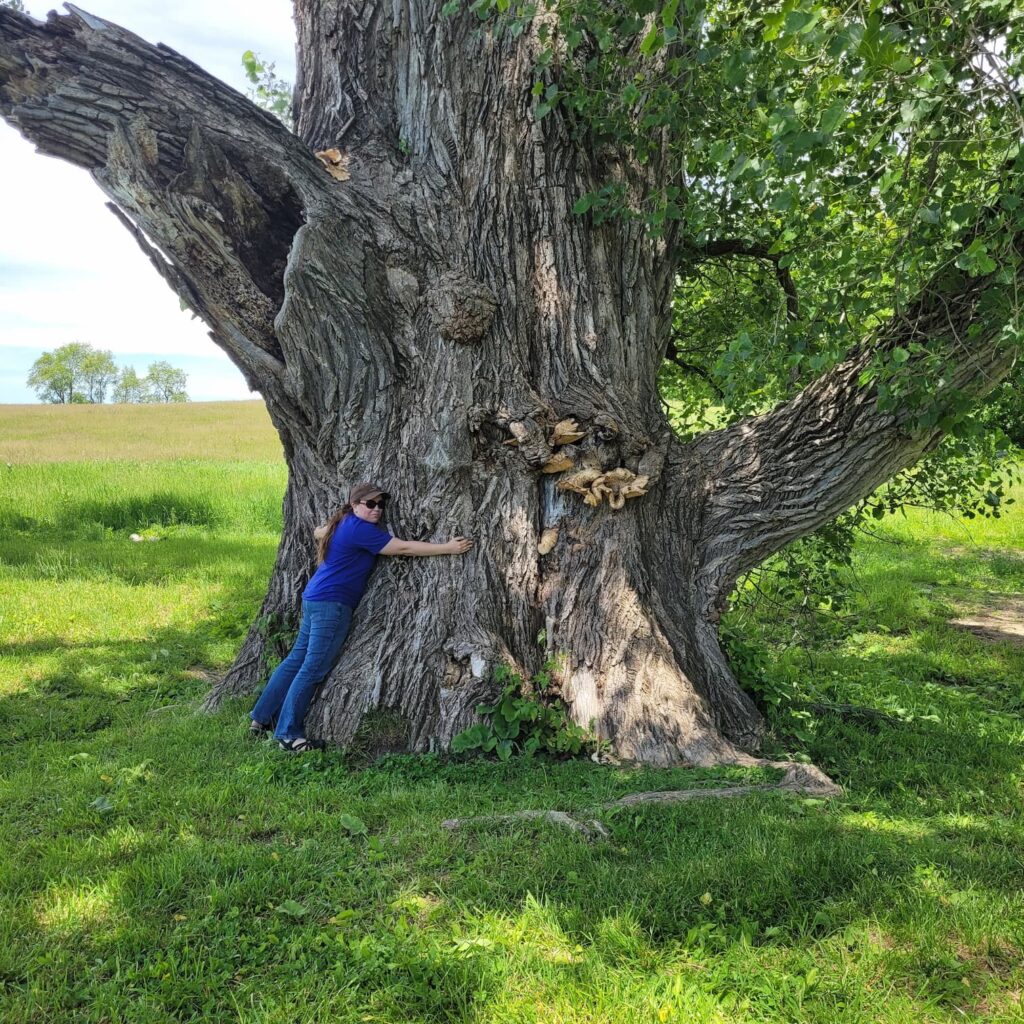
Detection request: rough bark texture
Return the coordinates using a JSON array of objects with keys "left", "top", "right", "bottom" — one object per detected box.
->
[{"left": 1, "top": 4, "right": 1016, "bottom": 765}]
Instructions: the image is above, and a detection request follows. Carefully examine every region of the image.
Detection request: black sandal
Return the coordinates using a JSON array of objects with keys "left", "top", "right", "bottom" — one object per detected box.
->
[
  {"left": 249, "top": 719, "right": 272, "bottom": 736},
  {"left": 278, "top": 737, "right": 320, "bottom": 753}
]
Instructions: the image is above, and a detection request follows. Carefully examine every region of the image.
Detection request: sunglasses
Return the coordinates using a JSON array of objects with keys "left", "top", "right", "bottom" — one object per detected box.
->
[{"left": 360, "top": 499, "right": 387, "bottom": 510}]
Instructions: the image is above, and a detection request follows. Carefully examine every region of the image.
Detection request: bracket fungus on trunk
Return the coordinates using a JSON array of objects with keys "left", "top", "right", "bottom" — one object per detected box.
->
[
  {"left": 541, "top": 453, "right": 574, "bottom": 474},
  {"left": 558, "top": 466, "right": 650, "bottom": 509},
  {"left": 537, "top": 527, "right": 559, "bottom": 555},
  {"left": 550, "top": 417, "right": 586, "bottom": 446},
  {"left": 313, "top": 148, "right": 351, "bottom": 181}
]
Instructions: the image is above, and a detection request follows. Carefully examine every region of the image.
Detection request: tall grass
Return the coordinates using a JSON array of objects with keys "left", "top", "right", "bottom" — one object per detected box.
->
[{"left": 0, "top": 461, "right": 286, "bottom": 536}]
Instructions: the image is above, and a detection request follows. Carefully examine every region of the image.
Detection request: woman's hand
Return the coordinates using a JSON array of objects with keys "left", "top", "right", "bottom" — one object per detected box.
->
[{"left": 446, "top": 537, "right": 474, "bottom": 554}]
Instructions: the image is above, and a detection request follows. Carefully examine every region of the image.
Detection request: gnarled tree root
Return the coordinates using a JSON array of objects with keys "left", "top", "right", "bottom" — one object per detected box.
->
[{"left": 440, "top": 763, "right": 841, "bottom": 840}]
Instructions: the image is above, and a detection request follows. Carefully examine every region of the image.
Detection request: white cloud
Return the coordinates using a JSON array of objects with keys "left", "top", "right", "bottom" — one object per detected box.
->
[{"left": 0, "top": 2, "right": 296, "bottom": 401}]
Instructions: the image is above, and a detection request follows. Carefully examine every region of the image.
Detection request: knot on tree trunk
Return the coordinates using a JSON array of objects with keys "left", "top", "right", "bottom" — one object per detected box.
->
[{"left": 427, "top": 271, "right": 497, "bottom": 342}]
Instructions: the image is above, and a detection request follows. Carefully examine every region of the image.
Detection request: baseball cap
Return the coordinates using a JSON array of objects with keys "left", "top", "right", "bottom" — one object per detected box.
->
[{"left": 348, "top": 481, "right": 390, "bottom": 504}]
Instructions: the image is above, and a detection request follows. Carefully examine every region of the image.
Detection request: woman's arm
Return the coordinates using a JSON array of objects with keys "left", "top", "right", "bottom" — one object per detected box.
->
[{"left": 380, "top": 537, "right": 473, "bottom": 557}]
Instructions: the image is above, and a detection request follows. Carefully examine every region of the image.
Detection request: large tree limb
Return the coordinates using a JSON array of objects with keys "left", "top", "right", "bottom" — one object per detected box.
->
[
  {"left": 684, "top": 264, "right": 1018, "bottom": 616},
  {"left": 0, "top": 5, "right": 389, "bottom": 439}
]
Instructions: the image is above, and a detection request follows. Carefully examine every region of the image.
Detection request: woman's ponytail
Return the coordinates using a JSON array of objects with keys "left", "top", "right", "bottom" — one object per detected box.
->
[{"left": 314, "top": 504, "right": 351, "bottom": 564}]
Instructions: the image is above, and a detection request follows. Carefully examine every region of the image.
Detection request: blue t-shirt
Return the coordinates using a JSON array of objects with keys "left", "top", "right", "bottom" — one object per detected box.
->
[{"left": 303, "top": 514, "right": 392, "bottom": 607}]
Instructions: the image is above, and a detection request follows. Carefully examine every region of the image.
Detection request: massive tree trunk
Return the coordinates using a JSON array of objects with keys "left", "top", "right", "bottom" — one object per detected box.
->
[{"left": 1, "top": 5, "right": 1016, "bottom": 765}]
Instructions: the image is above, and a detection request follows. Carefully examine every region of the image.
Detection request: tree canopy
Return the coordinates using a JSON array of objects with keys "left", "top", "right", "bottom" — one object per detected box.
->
[
  {"left": 453, "top": 0, "right": 1024, "bottom": 543},
  {"left": 26, "top": 345, "right": 190, "bottom": 404},
  {"left": 459, "top": 0, "right": 1022, "bottom": 409}
]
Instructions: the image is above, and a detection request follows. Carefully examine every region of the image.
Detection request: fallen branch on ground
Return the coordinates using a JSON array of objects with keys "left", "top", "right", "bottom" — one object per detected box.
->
[{"left": 441, "top": 764, "right": 841, "bottom": 839}]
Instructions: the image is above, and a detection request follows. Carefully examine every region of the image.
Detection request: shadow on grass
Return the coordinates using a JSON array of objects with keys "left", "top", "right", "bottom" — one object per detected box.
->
[
  {"left": 3, "top": 681, "right": 1021, "bottom": 1021},
  {"left": 0, "top": 558, "right": 271, "bottom": 743}
]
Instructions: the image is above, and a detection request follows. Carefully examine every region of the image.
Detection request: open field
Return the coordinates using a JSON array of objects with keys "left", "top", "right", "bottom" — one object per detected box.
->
[
  {"left": 0, "top": 400, "right": 282, "bottom": 463},
  {"left": 1, "top": 403, "right": 1022, "bottom": 1023}
]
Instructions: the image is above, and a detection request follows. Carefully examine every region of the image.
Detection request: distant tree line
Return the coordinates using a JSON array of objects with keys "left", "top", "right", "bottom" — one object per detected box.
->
[{"left": 27, "top": 343, "right": 189, "bottom": 404}]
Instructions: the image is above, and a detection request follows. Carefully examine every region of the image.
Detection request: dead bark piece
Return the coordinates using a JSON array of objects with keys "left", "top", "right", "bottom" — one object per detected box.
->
[
  {"left": 537, "top": 527, "right": 559, "bottom": 555},
  {"left": 777, "top": 762, "right": 844, "bottom": 798},
  {"left": 314, "top": 148, "right": 351, "bottom": 181},
  {"left": 601, "top": 763, "right": 842, "bottom": 807}
]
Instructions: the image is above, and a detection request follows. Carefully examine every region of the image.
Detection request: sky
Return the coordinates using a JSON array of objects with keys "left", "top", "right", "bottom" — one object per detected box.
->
[{"left": 0, "top": 1, "right": 297, "bottom": 403}]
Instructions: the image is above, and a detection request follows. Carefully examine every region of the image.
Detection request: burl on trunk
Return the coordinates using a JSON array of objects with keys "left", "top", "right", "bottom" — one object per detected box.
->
[{"left": 0, "top": 4, "right": 1014, "bottom": 765}]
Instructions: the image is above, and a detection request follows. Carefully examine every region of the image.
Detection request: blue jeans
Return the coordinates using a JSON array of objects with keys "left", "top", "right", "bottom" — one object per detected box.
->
[{"left": 251, "top": 600, "right": 353, "bottom": 742}]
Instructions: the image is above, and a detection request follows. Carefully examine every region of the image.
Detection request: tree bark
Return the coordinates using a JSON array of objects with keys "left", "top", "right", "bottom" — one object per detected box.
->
[{"left": 1, "top": 5, "right": 1016, "bottom": 765}]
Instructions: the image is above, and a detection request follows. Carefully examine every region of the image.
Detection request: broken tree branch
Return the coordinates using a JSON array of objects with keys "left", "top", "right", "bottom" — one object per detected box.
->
[{"left": 441, "top": 764, "right": 841, "bottom": 839}]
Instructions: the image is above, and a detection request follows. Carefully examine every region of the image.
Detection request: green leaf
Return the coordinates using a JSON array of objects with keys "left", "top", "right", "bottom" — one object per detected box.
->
[
  {"left": 820, "top": 103, "right": 846, "bottom": 134},
  {"left": 949, "top": 203, "right": 979, "bottom": 229},
  {"left": 90, "top": 795, "right": 114, "bottom": 815},
  {"left": 784, "top": 10, "right": 818, "bottom": 34},
  {"left": 275, "top": 900, "right": 308, "bottom": 918},
  {"left": 891, "top": 347, "right": 910, "bottom": 365},
  {"left": 337, "top": 813, "right": 368, "bottom": 835},
  {"left": 639, "top": 26, "right": 660, "bottom": 55}
]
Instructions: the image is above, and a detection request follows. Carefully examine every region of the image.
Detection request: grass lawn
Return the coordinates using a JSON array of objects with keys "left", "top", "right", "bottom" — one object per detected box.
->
[{"left": 1, "top": 405, "right": 1022, "bottom": 1023}]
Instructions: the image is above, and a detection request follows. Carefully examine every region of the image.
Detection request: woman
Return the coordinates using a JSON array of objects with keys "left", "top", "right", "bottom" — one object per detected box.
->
[{"left": 250, "top": 481, "right": 473, "bottom": 751}]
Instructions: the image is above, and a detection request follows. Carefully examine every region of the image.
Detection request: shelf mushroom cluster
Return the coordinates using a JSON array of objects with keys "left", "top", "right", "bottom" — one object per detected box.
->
[
  {"left": 556, "top": 466, "right": 650, "bottom": 509},
  {"left": 506, "top": 416, "right": 653, "bottom": 510}
]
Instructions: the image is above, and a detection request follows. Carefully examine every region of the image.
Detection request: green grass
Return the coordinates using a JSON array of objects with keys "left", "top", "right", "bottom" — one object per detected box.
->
[{"left": 1, "top": 408, "right": 1023, "bottom": 1023}]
